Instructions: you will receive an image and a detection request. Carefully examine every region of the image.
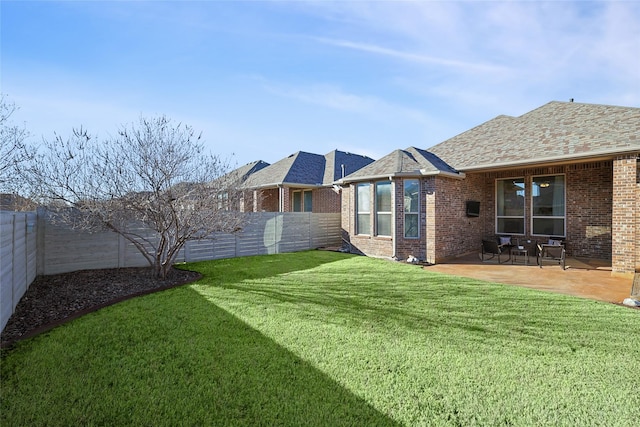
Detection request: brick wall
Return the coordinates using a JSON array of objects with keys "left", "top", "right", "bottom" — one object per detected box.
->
[
  {"left": 636, "top": 161, "right": 640, "bottom": 272},
  {"left": 340, "top": 181, "right": 393, "bottom": 258},
  {"left": 482, "top": 162, "right": 614, "bottom": 260},
  {"left": 567, "top": 162, "right": 612, "bottom": 259},
  {"left": 637, "top": 160, "right": 640, "bottom": 273},
  {"left": 244, "top": 186, "right": 341, "bottom": 213},
  {"left": 255, "top": 188, "right": 279, "bottom": 212},
  {"left": 340, "top": 159, "right": 637, "bottom": 272},
  {"left": 341, "top": 176, "right": 483, "bottom": 262},
  {"left": 429, "top": 174, "right": 485, "bottom": 263},
  {"left": 314, "top": 187, "right": 341, "bottom": 213},
  {"left": 612, "top": 155, "right": 638, "bottom": 274},
  {"left": 341, "top": 185, "right": 351, "bottom": 246}
]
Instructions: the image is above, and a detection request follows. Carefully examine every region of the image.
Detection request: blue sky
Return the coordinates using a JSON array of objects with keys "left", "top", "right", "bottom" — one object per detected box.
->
[{"left": 2, "top": 1, "right": 639, "bottom": 168}]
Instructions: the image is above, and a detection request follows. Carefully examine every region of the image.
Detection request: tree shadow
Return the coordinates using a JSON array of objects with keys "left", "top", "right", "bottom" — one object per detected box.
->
[
  {"left": 1, "top": 284, "right": 400, "bottom": 426},
  {"left": 192, "top": 256, "right": 631, "bottom": 352}
]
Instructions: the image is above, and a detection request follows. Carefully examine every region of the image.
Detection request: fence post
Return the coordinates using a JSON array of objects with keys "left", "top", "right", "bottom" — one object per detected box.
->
[
  {"left": 308, "top": 212, "right": 313, "bottom": 249},
  {"left": 118, "top": 234, "right": 126, "bottom": 268},
  {"left": 36, "top": 207, "right": 46, "bottom": 276}
]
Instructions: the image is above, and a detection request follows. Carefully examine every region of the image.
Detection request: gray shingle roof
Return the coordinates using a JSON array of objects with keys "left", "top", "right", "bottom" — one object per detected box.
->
[
  {"left": 342, "top": 101, "right": 640, "bottom": 183},
  {"left": 242, "top": 150, "right": 374, "bottom": 189},
  {"left": 217, "top": 160, "right": 270, "bottom": 187},
  {"left": 340, "top": 147, "right": 461, "bottom": 182},
  {"left": 429, "top": 101, "right": 640, "bottom": 171},
  {"left": 324, "top": 150, "right": 376, "bottom": 182},
  {"left": 233, "top": 160, "right": 270, "bottom": 181}
]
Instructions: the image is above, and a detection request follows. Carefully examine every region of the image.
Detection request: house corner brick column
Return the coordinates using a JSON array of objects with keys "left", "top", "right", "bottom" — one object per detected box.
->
[{"left": 611, "top": 155, "right": 638, "bottom": 275}]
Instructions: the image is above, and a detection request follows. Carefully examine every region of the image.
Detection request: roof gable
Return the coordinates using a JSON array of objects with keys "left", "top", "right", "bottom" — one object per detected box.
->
[
  {"left": 324, "top": 150, "right": 376, "bottom": 183},
  {"left": 243, "top": 150, "right": 375, "bottom": 188},
  {"left": 282, "top": 151, "right": 326, "bottom": 185},
  {"left": 233, "top": 160, "right": 270, "bottom": 182},
  {"left": 341, "top": 147, "right": 460, "bottom": 182}
]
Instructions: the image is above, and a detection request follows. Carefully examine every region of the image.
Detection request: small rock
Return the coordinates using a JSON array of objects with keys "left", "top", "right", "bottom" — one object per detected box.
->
[
  {"left": 407, "top": 255, "right": 419, "bottom": 264},
  {"left": 622, "top": 298, "right": 640, "bottom": 307}
]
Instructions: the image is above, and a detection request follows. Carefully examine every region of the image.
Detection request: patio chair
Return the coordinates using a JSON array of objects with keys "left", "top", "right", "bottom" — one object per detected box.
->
[
  {"left": 537, "top": 243, "right": 566, "bottom": 270},
  {"left": 481, "top": 239, "right": 510, "bottom": 263}
]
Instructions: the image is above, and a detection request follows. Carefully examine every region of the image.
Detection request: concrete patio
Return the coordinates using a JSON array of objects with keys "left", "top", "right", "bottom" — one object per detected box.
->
[{"left": 423, "top": 253, "right": 634, "bottom": 304}]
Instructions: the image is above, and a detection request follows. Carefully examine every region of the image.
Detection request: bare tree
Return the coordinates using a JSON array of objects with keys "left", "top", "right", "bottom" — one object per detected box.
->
[
  {"left": 25, "top": 116, "right": 244, "bottom": 278},
  {"left": 0, "top": 94, "right": 33, "bottom": 200}
]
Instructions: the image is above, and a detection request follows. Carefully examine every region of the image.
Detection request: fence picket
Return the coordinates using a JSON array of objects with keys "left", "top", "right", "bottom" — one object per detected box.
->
[{"left": 1, "top": 211, "right": 37, "bottom": 332}]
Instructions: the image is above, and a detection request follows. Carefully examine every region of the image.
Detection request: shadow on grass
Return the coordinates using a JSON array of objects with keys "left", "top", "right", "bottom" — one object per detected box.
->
[
  {"left": 1, "top": 284, "right": 400, "bottom": 426},
  {"left": 192, "top": 255, "right": 636, "bottom": 352}
]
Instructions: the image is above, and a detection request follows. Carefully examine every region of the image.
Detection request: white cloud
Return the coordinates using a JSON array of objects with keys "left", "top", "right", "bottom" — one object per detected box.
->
[
  {"left": 314, "top": 37, "right": 508, "bottom": 74},
  {"left": 261, "top": 79, "right": 434, "bottom": 125}
]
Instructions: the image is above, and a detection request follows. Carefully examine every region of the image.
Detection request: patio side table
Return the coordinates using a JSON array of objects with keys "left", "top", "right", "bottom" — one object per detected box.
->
[{"left": 511, "top": 247, "right": 529, "bottom": 265}]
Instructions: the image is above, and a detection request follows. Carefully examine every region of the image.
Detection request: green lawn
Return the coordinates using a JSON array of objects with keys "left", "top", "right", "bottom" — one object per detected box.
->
[{"left": 2, "top": 251, "right": 638, "bottom": 426}]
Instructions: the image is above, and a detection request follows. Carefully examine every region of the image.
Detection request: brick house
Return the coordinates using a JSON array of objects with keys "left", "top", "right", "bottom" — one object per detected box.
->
[
  {"left": 241, "top": 150, "right": 374, "bottom": 213},
  {"left": 339, "top": 101, "right": 640, "bottom": 276}
]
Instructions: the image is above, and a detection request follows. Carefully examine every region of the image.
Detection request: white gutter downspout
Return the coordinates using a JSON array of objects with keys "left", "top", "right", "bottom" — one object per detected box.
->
[{"left": 278, "top": 185, "right": 284, "bottom": 212}]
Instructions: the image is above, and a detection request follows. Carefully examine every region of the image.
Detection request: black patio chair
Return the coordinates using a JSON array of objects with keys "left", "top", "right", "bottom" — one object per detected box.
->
[
  {"left": 537, "top": 243, "right": 566, "bottom": 270},
  {"left": 481, "top": 239, "right": 511, "bottom": 263}
]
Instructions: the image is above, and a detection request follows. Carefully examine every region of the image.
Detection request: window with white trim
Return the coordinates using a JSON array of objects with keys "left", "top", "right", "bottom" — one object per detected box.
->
[
  {"left": 404, "top": 179, "right": 419, "bottom": 238},
  {"left": 532, "top": 175, "right": 565, "bottom": 236},
  {"left": 356, "top": 183, "right": 371, "bottom": 235},
  {"left": 496, "top": 178, "right": 525, "bottom": 234},
  {"left": 376, "top": 181, "right": 392, "bottom": 236}
]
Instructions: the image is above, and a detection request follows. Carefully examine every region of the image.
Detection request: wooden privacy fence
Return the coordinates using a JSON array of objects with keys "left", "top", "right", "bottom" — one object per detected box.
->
[{"left": 1, "top": 211, "right": 37, "bottom": 332}]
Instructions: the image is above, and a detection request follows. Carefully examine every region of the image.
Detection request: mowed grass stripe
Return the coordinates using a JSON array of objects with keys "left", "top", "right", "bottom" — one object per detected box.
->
[{"left": 2, "top": 251, "right": 638, "bottom": 426}]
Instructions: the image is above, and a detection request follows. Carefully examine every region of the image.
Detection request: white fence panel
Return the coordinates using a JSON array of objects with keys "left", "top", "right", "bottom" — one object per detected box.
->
[
  {"left": 43, "top": 224, "right": 121, "bottom": 275},
  {"left": 2, "top": 211, "right": 341, "bottom": 333},
  {"left": 311, "top": 213, "right": 342, "bottom": 248},
  {"left": 1, "top": 212, "right": 37, "bottom": 332},
  {"left": 38, "top": 212, "right": 341, "bottom": 275}
]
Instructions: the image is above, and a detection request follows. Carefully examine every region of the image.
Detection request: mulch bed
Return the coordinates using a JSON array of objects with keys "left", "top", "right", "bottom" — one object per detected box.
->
[{"left": 1, "top": 267, "right": 201, "bottom": 349}]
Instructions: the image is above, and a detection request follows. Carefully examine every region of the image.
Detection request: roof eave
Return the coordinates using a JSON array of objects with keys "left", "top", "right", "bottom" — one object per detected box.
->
[
  {"left": 336, "top": 170, "right": 465, "bottom": 184},
  {"left": 456, "top": 147, "right": 640, "bottom": 172},
  {"left": 241, "top": 182, "right": 324, "bottom": 190}
]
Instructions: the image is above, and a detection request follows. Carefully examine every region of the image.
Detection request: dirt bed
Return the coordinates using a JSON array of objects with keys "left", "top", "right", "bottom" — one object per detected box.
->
[{"left": 1, "top": 267, "right": 201, "bottom": 348}]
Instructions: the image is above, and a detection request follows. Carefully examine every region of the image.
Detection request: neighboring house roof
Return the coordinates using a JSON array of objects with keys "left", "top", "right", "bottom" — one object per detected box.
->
[
  {"left": 429, "top": 101, "right": 640, "bottom": 171},
  {"left": 340, "top": 147, "right": 462, "bottom": 183},
  {"left": 242, "top": 150, "right": 375, "bottom": 189},
  {"left": 215, "top": 160, "right": 270, "bottom": 188},
  {"left": 231, "top": 160, "right": 271, "bottom": 182},
  {"left": 324, "top": 150, "right": 377, "bottom": 183},
  {"left": 0, "top": 193, "right": 37, "bottom": 211}
]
